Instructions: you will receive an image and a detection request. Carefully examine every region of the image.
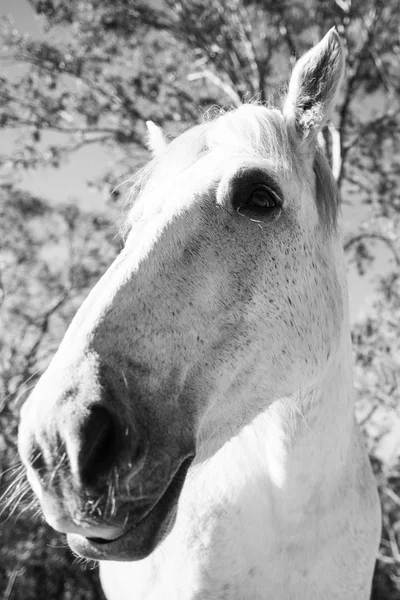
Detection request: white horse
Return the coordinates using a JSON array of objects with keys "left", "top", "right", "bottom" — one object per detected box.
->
[{"left": 18, "top": 29, "right": 381, "bottom": 599}]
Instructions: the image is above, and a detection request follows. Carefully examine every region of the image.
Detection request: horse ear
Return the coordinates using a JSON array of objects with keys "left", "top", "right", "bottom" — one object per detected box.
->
[
  {"left": 146, "top": 121, "right": 168, "bottom": 155},
  {"left": 283, "top": 28, "right": 344, "bottom": 143}
]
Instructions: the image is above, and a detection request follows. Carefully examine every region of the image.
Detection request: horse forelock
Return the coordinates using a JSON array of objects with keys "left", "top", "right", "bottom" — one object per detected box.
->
[
  {"left": 203, "top": 104, "right": 292, "bottom": 170},
  {"left": 124, "top": 102, "right": 339, "bottom": 236}
]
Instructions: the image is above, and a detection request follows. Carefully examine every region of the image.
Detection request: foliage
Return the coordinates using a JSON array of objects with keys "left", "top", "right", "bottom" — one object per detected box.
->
[
  {"left": 0, "top": 517, "right": 106, "bottom": 600},
  {"left": 0, "top": 0, "right": 399, "bottom": 598},
  {"left": 0, "top": 185, "right": 119, "bottom": 599},
  {"left": 0, "top": 186, "right": 120, "bottom": 422}
]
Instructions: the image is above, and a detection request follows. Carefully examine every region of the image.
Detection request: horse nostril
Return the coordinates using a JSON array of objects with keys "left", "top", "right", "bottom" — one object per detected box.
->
[
  {"left": 30, "top": 447, "right": 46, "bottom": 472},
  {"left": 78, "top": 406, "right": 120, "bottom": 487}
]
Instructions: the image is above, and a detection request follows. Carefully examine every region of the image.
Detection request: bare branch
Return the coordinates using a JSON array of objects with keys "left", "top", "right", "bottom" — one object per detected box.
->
[
  {"left": 14, "top": 288, "right": 72, "bottom": 392},
  {"left": 382, "top": 486, "right": 400, "bottom": 509},
  {"left": 188, "top": 69, "right": 241, "bottom": 106},
  {"left": 58, "top": 134, "right": 113, "bottom": 154},
  {"left": 344, "top": 233, "right": 400, "bottom": 267},
  {"left": 337, "top": 5, "right": 383, "bottom": 186},
  {"left": 275, "top": 8, "right": 298, "bottom": 59},
  {"left": 358, "top": 402, "right": 379, "bottom": 426},
  {"left": 3, "top": 113, "right": 142, "bottom": 144},
  {"left": 333, "top": 0, "right": 351, "bottom": 13},
  {"left": 342, "top": 111, "right": 400, "bottom": 162},
  {"left": 1, "top": 53, "right": 144, "bottom": 123}
]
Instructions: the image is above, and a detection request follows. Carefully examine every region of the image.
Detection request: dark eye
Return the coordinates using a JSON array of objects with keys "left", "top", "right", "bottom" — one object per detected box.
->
[
  {"left": 244, "top": 186, "right": 279, "bottom": 210},
  {"left": 222, "top": 166, "right": 283, "bottom": 218},
  {"left": 236, "top": 185, "right": 282, "bottom": 218}
]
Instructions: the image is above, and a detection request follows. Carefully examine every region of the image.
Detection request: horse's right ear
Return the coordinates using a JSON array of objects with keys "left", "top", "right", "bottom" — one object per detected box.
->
[
  {"left": 146, "top": 121, "right": 168, "bottom": 156},
  {"left": 283, "top": 28, "right": 344, "bottom": 145}
]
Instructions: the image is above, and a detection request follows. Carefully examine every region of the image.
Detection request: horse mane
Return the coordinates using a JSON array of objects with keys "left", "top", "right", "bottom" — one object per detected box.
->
[
  {"left": 124, "top": 103, "right": 339, "bottom": 236},
  {"left": 313, "top": 145, "right": 340, "bottom": 232}
]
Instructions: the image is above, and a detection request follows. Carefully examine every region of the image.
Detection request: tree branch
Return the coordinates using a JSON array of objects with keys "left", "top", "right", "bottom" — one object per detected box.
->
[
  {"left": 0, "top": 53, "right": 144, "bottom": 122},
  {"left": 344, "top": 233, "right": 400, "bottom": 267},
  {"left": 3, "top": 115, "right": 131, "bottom": 138},
  {"left": 13, "top": 288, "right": 72, "bottom": 396},
  {"left": 337, "top": 5, "right": 383, "bottom": 187},
  {"left": 342, "top": 110, "right": 400, "bottom": 166},
  {"left": 276, "top": 12, "right": 298, "bottom": 59},
  {"left": 188, "top": 69, "right": 241, "bottom": 106}
]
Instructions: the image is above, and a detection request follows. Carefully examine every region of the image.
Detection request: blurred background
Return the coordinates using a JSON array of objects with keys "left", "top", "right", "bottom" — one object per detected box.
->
[{"left": 0, "top": 0, "right": 399, "bottom": 598}]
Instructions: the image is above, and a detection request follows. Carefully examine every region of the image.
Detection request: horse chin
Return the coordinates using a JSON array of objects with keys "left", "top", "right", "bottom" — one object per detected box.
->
[{"left": 67, "top": 456, "right": 194, "bottom": 561}]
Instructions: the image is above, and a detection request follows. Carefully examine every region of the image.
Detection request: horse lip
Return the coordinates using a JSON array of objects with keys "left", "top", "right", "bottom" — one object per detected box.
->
[
  {"left": 81, "top": 455, "right": 194, "bottom": 549},
  {"left": 86, "top": 531, "right": 125, "bottom": 545}
]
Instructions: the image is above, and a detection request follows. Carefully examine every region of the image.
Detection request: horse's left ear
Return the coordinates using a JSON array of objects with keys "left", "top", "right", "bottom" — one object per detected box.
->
[
  {"left": 283, "top": 28, "right": 344, "bottom": 143},
  {"left": 146, "top": 121, "right": 168, "bottom": 156}
]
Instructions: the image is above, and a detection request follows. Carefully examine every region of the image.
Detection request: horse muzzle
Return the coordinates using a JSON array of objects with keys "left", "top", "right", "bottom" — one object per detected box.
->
[
  {"left": 67, "top": 456, "right": 193, "bottom": 560},
  {"left": 17, "top": 362, "right": 195, "bottom": 560}
]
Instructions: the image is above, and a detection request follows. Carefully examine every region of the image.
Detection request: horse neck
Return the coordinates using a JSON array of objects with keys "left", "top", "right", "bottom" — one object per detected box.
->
[
  {"left": 253, "top": 345, "right": 356, "bottom": 522},
  {"left": 195, "top": 327, "right": 357, "bottom": 528}
]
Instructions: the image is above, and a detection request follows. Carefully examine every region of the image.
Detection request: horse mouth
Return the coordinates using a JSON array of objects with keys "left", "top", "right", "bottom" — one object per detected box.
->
[{"left": 67, "top": 456, "right": 194, "bottom": 560}]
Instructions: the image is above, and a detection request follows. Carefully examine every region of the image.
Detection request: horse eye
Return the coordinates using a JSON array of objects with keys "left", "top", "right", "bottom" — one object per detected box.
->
[{"left": 243, "top": 186, "right": 280, "bottom": 212}]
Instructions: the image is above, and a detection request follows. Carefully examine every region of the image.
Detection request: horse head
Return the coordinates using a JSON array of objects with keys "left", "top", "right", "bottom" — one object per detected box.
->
[{"left": 18, "top": 30, "right": 347, "bottom": 562}]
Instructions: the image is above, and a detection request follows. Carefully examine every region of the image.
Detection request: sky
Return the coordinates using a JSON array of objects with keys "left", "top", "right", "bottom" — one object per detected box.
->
[
  {"left": 0, "top": 0, "right": 394, "bottom": 322},
  {"left": 0, "top": 0, "right": 115, "bottom": 211},
  {"left": 1, "top": 0, "right": 41, "bottom": 36}
]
